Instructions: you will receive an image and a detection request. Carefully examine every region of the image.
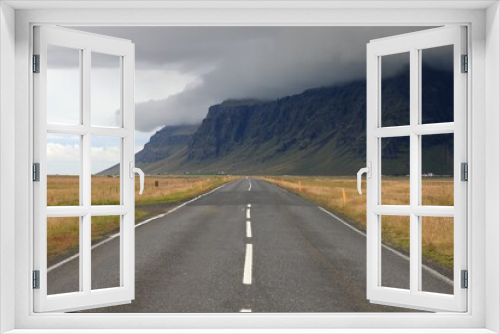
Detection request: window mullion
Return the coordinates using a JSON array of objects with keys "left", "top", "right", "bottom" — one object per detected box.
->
[
  {"left": 409, "top": 48, "right": 420, "bottom": 294},
  {"left": 416, "top": 48, "right": 423, "bottom": 292},
  {"left": 82, "top": 48, "right": 91, "bottom": 294}
]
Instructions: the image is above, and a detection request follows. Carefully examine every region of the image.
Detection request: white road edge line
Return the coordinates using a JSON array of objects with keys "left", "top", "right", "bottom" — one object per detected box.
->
[
  {"left": 240, "top": 308, "right": 252, "bottom": 312},
  {"left": 246, "top": 208, "right": 251, "bottom": 219},
  {"left": 317, "top": 206, "right": 453, "bottom": 286},
  {"left": 246, "top": 221, "right": 252, "bottom": 238},
  {"left": 248, "top": 179, "right": 252, "bottom": 191},
  {"left": 243, "top": 244, "right": 253, "bottom": 285},
  {"left": 47, "top": 181, "right": 232, "bottom": 273}
]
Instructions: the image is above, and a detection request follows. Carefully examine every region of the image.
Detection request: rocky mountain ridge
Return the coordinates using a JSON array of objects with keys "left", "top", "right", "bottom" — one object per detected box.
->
[{"left": 104, "top": 65, "right": 453, "bottom": 176}]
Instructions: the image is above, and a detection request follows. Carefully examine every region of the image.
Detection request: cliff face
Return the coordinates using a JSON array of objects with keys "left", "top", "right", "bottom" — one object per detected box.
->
[
  {"left": 182, "top": 81, "right": 369, "bottom": 175},
  {"left": 136, "top": 125, "right": 198, "bottom": 164},
  {"left": 111, "top": 65, "right": 453, "bottom": 176}
]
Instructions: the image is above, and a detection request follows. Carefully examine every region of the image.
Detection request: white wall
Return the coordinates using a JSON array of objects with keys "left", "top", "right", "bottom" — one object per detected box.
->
[
  {"left": 0, "top": 2, "right": 16, "bottom": 333},
  {"left": 486, "top": 2, "right": 500, "bottom": 333},
  {"left": 2, "top": 4, "right": 497, "bottom": 332}
]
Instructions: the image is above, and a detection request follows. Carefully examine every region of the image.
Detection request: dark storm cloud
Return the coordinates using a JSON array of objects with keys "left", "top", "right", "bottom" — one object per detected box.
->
[{"left": 62, "top": 26, "right": 443, "bottom": 131}]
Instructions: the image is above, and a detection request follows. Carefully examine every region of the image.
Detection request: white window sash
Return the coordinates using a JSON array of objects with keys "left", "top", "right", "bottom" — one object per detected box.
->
[
  {"left": 366, "top": 26, "right": 467, "bottom": 312},
  {"left": 33, "top": 25, "right": 136, "bottom": 313}
]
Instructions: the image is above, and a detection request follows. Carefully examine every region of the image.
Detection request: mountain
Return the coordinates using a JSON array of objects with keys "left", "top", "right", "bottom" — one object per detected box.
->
[
  {"left": 105, "top": 66, "right": 453, "bottom": 176},
  {"left": 135, "top": 125, "right": 198, "bottom": 164}
]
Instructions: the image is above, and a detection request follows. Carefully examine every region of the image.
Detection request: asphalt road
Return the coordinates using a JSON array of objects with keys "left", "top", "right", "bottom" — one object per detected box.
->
[{"left": 48, "top": 178, "right": 453, "bottom": 312}]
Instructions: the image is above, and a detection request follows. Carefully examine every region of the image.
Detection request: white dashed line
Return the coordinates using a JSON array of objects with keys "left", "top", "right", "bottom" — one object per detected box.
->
[
  {"left": 243, "top": 244, "right": 253, "bottom": 285},
  {"left": 247, "top": 204, "right": 251, "bottom": 208},
  {"left": 246, "top": 221, "right": 252, "bottom": 238},
  {"left": 246, "top": 208, "right": 251, "bottom": 219},
  {"left": 240, "top": 308, "right": 252, "bottom": 312},
  {"left": 248, "top": 179, "right": 252, "bottom": 191}
]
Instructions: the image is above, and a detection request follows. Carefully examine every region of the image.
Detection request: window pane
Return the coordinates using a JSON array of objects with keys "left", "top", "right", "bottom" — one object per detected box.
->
[
  {"left": 381, "top": 136, "right": 410, "bottom": 205},
  {"left": 381, "top": 52, "right": 410, "bottom": 127},
  {"left": 47, "top": 217, "right": 80, "bottom": 295},
  {"left": 91, "top": 216, "right": 121, "bottom": 289},
  {"left": 381, "top": 215, "right": 410, "bottom": 290},
  {"left": 91, "top": 52, "right": 121, "bottom": 128},
  {"left": 421, "top": 45, "right": 454, "bottom": 124},
  {"left": 47, "top": 44, "right": 81, "bottom": 125},
  {"left": 421, "top": 216, "right": 454, "bottom": 294},
  {"left": 47, "top": 133, "right": 80, "bottom": 206},
  {"left": 91, "top": 136, "right": 121, "bottom": 205},
  {"left": 421, "top": 134, "right": 454, "bottom": 206}
]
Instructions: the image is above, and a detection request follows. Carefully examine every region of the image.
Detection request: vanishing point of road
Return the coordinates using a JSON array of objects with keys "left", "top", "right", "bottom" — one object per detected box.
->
[{"left": 48, "top": 178, "right": 453, "bottom": 313}]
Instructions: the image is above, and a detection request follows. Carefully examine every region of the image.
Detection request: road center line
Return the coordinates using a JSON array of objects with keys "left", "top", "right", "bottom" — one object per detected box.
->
[
  {"left": 246, "top": 221, "right": 252, "bottom": 238},
  {"left": 246, "top": 208, "right": 251, "bottom": 219},
  {"left": 248, "top": 179, "right": 252, "bottom": 191},
  {"left": 247, "top": 204, "right": 251, "bottom": 208},
  {"left": 243, "top": 244, "right": 253, "bottom": 285}
]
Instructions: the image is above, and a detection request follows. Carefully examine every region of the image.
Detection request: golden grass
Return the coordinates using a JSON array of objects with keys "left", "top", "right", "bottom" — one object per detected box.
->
[
  {"left": 259, "top": 176, "right": 454, "bottom": 270},
  {"left": 132, "top": 176, "right": 237, "bottom": 205},
  {"left": 47, "top": 211, "right": 150, "bottom": 263},
  {"left": 47, "top": 175, "right": 236, "bottom": 206},
  {"left": 46, "top": 175, "right": 237, "bottom": 263},
  {"left": 47, "top": 174, "right": 454, "bottom": 270},
  {"left": 47, "top": 176, "right": 80, "bottom": 206},
  {"left": 47, "top": 217, "right": 80, "bottom": 261}
]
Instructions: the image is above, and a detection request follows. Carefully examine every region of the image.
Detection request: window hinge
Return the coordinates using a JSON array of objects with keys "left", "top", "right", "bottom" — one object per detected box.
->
[
  {"left": 33, "top": 270, "right": 40, "bottom": 289},
  {"left": 33, "top": 54, "right": 40, "bottom": 73},
  {"left": 461, "top": 162, "right": 468, "bottom": 181},
  {"left": 461, "top": 54, "right": 468, "bottom": 73},
  {"left": 461, "top": 270, "right": 468, "bottom": 289},
  {"left": 33, "top": 163, "right": 40, "bottom": 182}
]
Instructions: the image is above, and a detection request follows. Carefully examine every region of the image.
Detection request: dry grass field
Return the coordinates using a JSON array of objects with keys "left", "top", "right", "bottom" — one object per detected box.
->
[
  {"left": 47, "top": 174, "right": 453, "bottom": 273},
  {"left": 47, "top": 175, "right": 236, "bottom": 206},
  {"left": 259, "top": 176, "right": 454, "bottom": 271},
  {"left": 46, "top": 175, "right": 237, "bottom": 263}
]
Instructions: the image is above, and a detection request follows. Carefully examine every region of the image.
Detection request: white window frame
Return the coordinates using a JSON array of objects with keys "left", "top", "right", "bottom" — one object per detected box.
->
[
  {"left": 0, "top": 1, "right": 499, "bottom": 333},
  {"left": 33, "top": 25, "right": 136, "bottom": 313},
  {"left": 366, "top": 26, "right": 467, "bottom": 312}
]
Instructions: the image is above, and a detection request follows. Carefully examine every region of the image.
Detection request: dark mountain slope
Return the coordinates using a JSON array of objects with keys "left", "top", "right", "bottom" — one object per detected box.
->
[
  {"left": 136, "top": 125, "right": 198, "bottom": 164},
  {"left": 104, "top": 65, "right": 453, "bottom": 176}
]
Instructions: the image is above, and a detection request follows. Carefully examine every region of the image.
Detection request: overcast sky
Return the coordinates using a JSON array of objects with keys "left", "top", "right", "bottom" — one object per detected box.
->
[
  {"left": 75, "top": 26, "right": 435, "bottom": 131},
  {"left": 48, "top": 26, "right": 444, "bottom": 175}
]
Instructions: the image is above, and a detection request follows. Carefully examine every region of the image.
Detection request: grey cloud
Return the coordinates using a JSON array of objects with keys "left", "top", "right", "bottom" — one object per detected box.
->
[
  {"left": 61, "top": 26, "right": 450, "bottom": 131},
  {"left": 135, "top": 92, "right": 218, "bottom": 131}
]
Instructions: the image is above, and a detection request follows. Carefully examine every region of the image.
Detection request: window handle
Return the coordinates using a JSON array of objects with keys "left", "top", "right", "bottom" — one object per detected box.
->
[
  {"left": 357, "top": 162, "right": 371, "bottom": 195},
  {"left": 129, "top": 162, "right": 145, "bottom": 195}
]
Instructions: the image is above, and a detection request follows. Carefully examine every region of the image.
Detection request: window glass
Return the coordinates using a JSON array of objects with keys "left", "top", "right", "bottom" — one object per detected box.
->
[
  {"left": 381, "top": 136, "right": 410, "bottom": 205},
  {"left": 421, "top": 216, "right": 454, "bottom": 294},
  {"left": 91, "top": 136, "right": 121, "bottom": 205},
  {"left": 91, "top": 216, "right": 121, "bottom": 289},
  {"left": 421, "top": 45, "right": 454, "bottom": 124},
  {"left": 381, "top": 215, "right": 410, "bottom": 290},
  {"left": 47, "top": 217, "right": 81, "bottom": 295},
  {"left": 46, "top": 133, "right": 80, "bottom": 206},
  {"left": 381, "top": 52, "right": 410, "bottom": 127},
  {"left": 91, "top": 52, "right": 121, "bottom": 128},
  {"left": 421, "top": 134, "right": 454, "bottom": 206},
  {"left": 47, "top": 44, "right": 81, "bottom": 125}
]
